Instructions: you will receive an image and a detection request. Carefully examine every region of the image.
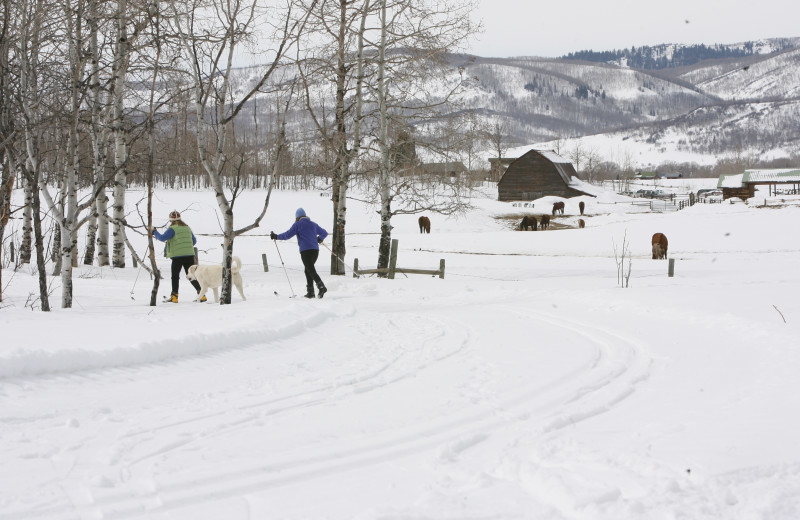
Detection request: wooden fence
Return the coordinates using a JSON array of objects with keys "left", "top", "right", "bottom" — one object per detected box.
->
[{"left": 353, "top": 239, "right": 445, "bottom": 279}]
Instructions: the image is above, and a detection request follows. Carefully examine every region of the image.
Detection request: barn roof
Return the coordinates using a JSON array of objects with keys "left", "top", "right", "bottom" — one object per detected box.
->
[
  {"left": 537, "top": 150, "right": 571, "bottom": 164},
  {"left": 718, "top": 169, "right": 800, "bottom": 188},
  {"left": 718, "top": 173, "right": 744, "bottom": 188},
  {"left": 743, "top": 168, "right": 800, "bottom": 183}
]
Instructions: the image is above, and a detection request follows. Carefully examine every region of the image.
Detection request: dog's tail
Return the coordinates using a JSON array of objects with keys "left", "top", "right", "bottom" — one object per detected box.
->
[{"left": 232, "top": 256, "right": 242, "bottom": 273}]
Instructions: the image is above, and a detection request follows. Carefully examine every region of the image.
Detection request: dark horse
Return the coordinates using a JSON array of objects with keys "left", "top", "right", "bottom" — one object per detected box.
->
[
  {"left": 520, "top": 215, "right": 537, "bottom": 231},
  {"left": 552, "top": 201, "right": 565, "bottom": 215},
  {"left": 539, "top": 214, "right": 550, "bottom": 230},
  {"left": 418, "top": 216, "right": 431, "bottom": 234},
  {"left": 579, "top": 201, "right": 585, "bottom": 215},
  {"left": 651, "top": 233, "right": 668, "bottom": 259}
]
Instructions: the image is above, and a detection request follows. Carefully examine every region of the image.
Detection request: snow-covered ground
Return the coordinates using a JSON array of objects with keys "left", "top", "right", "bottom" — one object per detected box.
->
[{"left": 2, "top": 184, "right": 800, "bottom": 519}]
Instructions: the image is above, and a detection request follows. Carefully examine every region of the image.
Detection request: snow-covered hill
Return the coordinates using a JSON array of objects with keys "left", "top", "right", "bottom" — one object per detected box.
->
[{"left": 452, "top": 39, "right": 800, "bottom": 160}]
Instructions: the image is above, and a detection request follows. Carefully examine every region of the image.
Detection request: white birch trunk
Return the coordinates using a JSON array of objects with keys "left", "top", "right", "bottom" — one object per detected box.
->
[
  {"left": 330, "top": 0, "right": 369, "bottom": 275},
  {"left": 376, "top": 0, "right": 393, "bottom": 272},
  {"left": 87, "top": 0, "right": 110, "bottom": 266},
  {"left": 20, "top": 174, "right": 33, "bottom": 263},
  {"left": 111, "top": 0, "right": 129, "bottom": 268}
]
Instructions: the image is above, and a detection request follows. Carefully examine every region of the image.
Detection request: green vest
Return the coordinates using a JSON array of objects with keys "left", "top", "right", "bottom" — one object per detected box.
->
[{"left": 166, "top": 225, "right": 196, "bottom": 258}]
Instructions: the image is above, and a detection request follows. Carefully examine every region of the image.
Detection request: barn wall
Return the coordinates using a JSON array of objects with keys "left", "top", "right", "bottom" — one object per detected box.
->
[
  {"left": 722, "top": 186, "right": 755, "bottom": 200},
  {"left": 498, "top": 151, "right": 583, "bottom": 201}
]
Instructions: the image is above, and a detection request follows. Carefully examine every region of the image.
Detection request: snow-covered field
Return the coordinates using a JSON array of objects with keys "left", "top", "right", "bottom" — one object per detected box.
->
[{"left": 2, "top": 184, "right": 800, "bottom": 519}]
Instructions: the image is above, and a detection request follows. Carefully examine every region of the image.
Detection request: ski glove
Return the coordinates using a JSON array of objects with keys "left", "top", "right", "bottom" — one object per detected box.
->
[
  {"left": 270, "top": 231, "right": 278, "bottom": 240},
  {"left": 317, "top": 237, "right": 323, "bottom": 244}
]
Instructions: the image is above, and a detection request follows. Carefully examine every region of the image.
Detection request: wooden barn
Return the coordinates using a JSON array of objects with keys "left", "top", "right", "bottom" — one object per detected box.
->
[
  {"left": 497, "top": 149, "right": 592, "bottom": 201},
  {"left": 718, "top": 168, "right": 800, "bottom": 200}
]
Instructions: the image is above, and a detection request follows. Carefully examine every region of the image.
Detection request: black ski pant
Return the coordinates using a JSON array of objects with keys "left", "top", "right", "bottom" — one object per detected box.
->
[
  {"left": 300, "top": 249, "right": 325, "bottom": 294},
  {"left": 171, "top": 255, "right": 202, "bottom": 295}
]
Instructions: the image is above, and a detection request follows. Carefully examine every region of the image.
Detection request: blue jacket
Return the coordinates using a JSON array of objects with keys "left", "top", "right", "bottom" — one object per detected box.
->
[{"left": 277, "top": 217, "right": 328, "bottom": 252}]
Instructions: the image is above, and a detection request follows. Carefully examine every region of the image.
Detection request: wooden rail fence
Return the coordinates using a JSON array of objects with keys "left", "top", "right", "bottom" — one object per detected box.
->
[{"left": 353, "top": 239, "right": 445, "bottom": 279}]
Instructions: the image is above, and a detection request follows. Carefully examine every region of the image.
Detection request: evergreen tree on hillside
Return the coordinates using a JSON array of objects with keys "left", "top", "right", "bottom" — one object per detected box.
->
[{"left": 562, "top": 41, "right": 788, "bottom": 69}]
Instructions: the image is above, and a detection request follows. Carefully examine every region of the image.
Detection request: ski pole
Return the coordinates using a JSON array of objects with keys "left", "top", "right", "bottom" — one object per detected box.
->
[
  {"left": 321, "top": 242, "right": 360, "bottom": 278},
  {"left": 273, "top": 238, "right": 296, "bottom": 298},
  {"left": 130, "top": 243, "right": 151, "bottom": 300}
]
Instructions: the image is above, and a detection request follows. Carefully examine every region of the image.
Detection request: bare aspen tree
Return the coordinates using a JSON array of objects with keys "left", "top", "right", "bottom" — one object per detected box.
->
[
  {"left": 296, "top": 0, "right": 370, "bottom": 275},
  {"left": 484, "top": 121, "right": 508, "bottom": 182},
  {"left": 166, "top": 0, "right": 314, "bottom": 303},
  {"left": 144, "top": 7, "right": 163, "bottom": 306},
  {"left": 5, "top": 0, "right": 52, "bottom": 310},
  {"left": 3, "top": 4, "right": 32, "bottom": 268},
  {"left": 38, "top": 0, "right": 91, "bottom": 307},
  {"left": 84, "top": 0, "right": 110, "bottom": 266},
  {"left": 568, "top": 140, "right": 585, "bottom": 175},
  {"left": 0, "top": 154, "right": 11, "bottom": 302},
  {"left": 0, "top": 0, "right": 13, "bottom": 301},
  {"left": 367, "top": 0, "right": 477, "bottom": 272},
  {"left": 582, "top": 147, "right": 601, "bottom": 184},
  {"left": 109, "top": 0, "right": 151, "bottom": 268}
]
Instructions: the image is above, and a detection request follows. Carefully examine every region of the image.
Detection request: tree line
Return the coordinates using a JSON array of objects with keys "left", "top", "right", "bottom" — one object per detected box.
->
[{"left": 562, "top": 41, "right": 795, "bottom": 69}]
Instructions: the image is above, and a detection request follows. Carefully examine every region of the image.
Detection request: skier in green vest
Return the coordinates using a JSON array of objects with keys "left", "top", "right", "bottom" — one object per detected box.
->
[{"left": 152, "top": 210, "right": 204, "bottom": 303}]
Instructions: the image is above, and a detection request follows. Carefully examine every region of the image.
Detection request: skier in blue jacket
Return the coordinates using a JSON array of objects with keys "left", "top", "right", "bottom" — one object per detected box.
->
[{"left": 271, "top": 208, "right": 329, "bottom": 298}]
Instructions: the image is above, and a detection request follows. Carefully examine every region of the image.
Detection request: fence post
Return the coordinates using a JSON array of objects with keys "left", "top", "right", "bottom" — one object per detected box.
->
[
  {"left": 668, "top": 258, "right": 675, "bottom": 277},
  {"left": 388, "top": 239, "right": 399, "bottom": 279},
  {"left": 353, "top": 258, "right": 359, "bottom": 278},
  {"left": 439, "top": 258, "right": 445, "bottom": 279},
  {"left": 261, "top": 253, "right": 269, "bottom": 272}
]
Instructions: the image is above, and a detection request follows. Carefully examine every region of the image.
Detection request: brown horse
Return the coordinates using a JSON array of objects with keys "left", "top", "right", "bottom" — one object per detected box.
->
[
  {"left": 418, "top": 216, "right": 431, "bottom": 234},
  {"left": 520, "top": 215, "right": 537, "bottom": 231},
  {"left": 578, "top": 219, "right": 585, "bottom": 228},
  {"left": 651, "top": 233, "right": 668, "bottom": 259},
  {"left": 578, "top": 201, "right": 585, "bottom": 215},
  {"left": 552, "top": 201, "right": 565, "bottom": 215},
  {"left": 539, "top": 214, "right": 550, "bottom": 230}
]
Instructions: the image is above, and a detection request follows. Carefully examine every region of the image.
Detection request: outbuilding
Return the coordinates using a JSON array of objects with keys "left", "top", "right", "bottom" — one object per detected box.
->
[
  {"left": 718, "top": 168, "right": 800, "bottom": 200},
  {"left": 497, "top": 149, "right": 592, "bottom": 201}
]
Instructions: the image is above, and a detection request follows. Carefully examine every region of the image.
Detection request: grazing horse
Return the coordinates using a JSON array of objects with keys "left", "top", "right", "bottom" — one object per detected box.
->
[
  {"left": 552, "top": 201, "right": 565, "bottom": 215},
  {"left": 539, "top": 214, "right": 550, "bottom": 230},
  {"left": 418, "top": 216, "right": 431, "bottom": 234},
  {"left": 651, "top": 233, "right": 668, "bottom": 259},
  {"left": 578, "top": 219, "right": 585, "bottom": 228},
  {"left": 579, "top": 201, "right": 585, "bottom": 215},
  {"left": 520, "top": 215, "right": 537, "bottom": 231}
]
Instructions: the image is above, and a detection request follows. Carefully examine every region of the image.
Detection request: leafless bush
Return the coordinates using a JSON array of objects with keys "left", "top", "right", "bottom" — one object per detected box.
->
[{"left": 613, "top": 230, "right": 633, "bottom": 288}]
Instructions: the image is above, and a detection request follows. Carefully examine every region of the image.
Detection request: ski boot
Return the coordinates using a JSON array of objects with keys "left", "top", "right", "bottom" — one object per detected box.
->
[
  {"left": 166, "top": 293, "right": 179, "bottom": 303},
  {"left": 317, "top": 285, "right": 327, "bottom": 299},
  {"left": 304, "top": 285, "right": 315, "bottom": 299}
]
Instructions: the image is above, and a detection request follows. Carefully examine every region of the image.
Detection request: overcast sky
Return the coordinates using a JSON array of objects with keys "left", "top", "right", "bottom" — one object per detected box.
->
[{"left": 467, "top": 0, "right": 799, "bottom": 58}]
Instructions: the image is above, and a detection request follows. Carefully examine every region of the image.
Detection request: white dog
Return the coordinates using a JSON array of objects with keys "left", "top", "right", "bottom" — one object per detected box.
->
[{"left": 186, "top": 256, "right": 247, "bottom": 303}]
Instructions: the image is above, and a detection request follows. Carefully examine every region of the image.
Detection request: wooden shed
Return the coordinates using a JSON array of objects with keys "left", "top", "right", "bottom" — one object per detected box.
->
[
  {"left": 718, "top": 169, "right": 800, "bottom": 200},
  {"left": 497, "top": 149, "right": 591, "bottom": 201}
]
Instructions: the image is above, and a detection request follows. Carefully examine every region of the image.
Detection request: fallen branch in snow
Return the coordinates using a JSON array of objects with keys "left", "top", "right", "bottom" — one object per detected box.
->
[{"left": 773, "top": 305, "right": 787, "bottom": 323}]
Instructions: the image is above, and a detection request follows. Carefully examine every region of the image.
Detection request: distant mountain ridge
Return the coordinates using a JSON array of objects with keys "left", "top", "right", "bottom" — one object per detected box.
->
[
  {"left": 234, "top": 37, "right": 800, "bottom": 168},
  {"left": 562, "top": 39, "right": 800, "bottom": 70},
  {"left": 445, "top": 37, "right": 800, "bottom": 161}
]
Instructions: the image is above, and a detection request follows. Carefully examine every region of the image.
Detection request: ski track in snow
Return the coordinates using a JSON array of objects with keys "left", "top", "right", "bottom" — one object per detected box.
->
[{"left": 0, "top": 294, "right": 655, "bottom": 520}]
